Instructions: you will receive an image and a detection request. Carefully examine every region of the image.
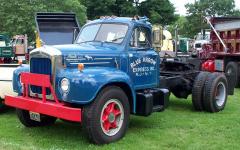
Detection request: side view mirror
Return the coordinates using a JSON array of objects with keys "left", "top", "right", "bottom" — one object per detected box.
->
[{"left": 152, "top": 25, "right": 163, "bottom": 51}]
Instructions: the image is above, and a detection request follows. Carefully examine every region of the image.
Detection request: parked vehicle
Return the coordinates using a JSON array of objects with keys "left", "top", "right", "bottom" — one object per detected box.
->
[
  {"left": 0, "top": 12, "right": 80, "bottom": 111},
  {"left": 178, "top": 37, "right": 193, "bottom": 53},
  {"left": 202, "top": 17, "right": 240, "bottom": 90},
  {"left": 192, "top": 30, "right": 211, "bottom": 56},
  {"left": 152, "top": 25, "right": 174, "bottom": 51},
  {"left": 0, "top": 34, "right": 14, "bottom": 63},
  {"left": 5, "top": 16, "right": 230, "bottom": 144},
  {"left": 12, "top": 35, "right": 28, "bottom": 56}
]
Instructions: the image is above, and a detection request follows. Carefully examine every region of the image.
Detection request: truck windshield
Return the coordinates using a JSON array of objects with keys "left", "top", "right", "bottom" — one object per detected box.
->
[{"left": 76, "top": 23, "right": 128, "bottom": 44}]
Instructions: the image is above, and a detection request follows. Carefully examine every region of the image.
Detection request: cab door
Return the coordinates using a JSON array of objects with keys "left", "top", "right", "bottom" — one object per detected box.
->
[{"left": 128, "top": 26, "right": 159, "bottom": 90}]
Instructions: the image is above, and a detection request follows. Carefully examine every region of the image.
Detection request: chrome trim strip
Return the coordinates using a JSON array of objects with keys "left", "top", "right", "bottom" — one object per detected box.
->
[
  {"left": 94, "top": 58, "right": 113, "bottom": 60},
  {"left": 70, "top": 62, "right": 111, "bottom": 65},
  {"left": 66, "top": 58, "right": 86, "bottom": 61}
]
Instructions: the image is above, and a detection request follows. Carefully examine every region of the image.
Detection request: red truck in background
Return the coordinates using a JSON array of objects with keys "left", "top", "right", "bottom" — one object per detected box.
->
[{"left": 202, "top": 17, "right": 240, "bottom": 95}]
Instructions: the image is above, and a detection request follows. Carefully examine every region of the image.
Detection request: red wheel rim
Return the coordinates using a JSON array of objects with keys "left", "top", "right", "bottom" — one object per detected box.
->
[{"left": 100, "top": 99, "right": 124, "bottom": 136}]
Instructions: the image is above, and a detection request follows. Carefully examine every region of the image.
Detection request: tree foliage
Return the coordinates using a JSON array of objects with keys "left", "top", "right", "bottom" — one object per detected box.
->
[
  {"left": 82, "top": 0, "right": 115, "bottom": 20},
  {"left": 83, "top": 0, "right": 176, "bottom": 25},
  {"left": 112, "top": 0, "right": 137, "bottom": 17},
  {"left": 0, "top": 0, "right": 86, "bottom": 40},
  {"left": 82, "top": 0, "right": 137, "bottom": 20},
  {"left": 0, "top": 0, "right": 177, "bottom": 41},
  {"left": 139, "top": 0, "right": 176, "bottom": 25},
  {"left": 168, "top": 16, "right": 188, "bottom": 37}
]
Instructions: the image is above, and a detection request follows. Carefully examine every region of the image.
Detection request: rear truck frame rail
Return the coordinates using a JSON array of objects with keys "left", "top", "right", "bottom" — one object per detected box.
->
[{"left": 5, "top": 72, "right": 81, "bottom": 122}]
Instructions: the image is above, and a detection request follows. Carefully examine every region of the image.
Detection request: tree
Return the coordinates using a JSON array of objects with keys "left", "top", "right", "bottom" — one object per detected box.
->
[
  {"left": 168, "top": 15, "right": 189, "bottom": 37},
  {"left": 82, "top": 0, "right": 176, "bottom": 25},
  {"left": 82, "top": 0, "right": 115, "bottom": 20},
  {"left": 184, "top": 0, "right": 240, "bottom": 38},
  {"left": 139, "top": 0, "right": 176, "bottom": 25},
  {"left": 112, "top": 0, "right": 137, "bottom": 17},
  {"left": 82, "top": 0, "right": 137, "bottom": 20},
  {"left": 0, "top": 0, "right": 86, "bottom": 41}
]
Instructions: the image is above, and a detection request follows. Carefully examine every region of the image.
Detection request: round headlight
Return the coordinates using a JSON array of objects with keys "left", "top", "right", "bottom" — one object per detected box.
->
[{"left": 61, "top": 78, "right": 70, "bottom": 92}]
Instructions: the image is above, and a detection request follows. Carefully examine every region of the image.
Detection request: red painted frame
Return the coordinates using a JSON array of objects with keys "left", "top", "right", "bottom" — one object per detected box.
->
[{"left": 5, "top": 72, "right": 82, "bottom": 122}]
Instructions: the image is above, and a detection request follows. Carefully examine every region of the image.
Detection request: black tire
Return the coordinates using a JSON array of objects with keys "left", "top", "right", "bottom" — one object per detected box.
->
[
  {"left": 82, "top": 86, "right": 130, "bottom": 144},
  {"left": 16, "top": 109, "right": 57, "bottom": 127},
  {"left": 192, "top": 72, "right": 210, "bottom": 111},
  {"left": 237, "top": 64, "right": 240, "bottom": 88},
  {"left": 203, "top": 73, "right": 228, "bottom": 112},
  {"left": 225, "top": 62, "right": 238, "bottom": 88},
  {"left": 0, "top": 99, "right": 6, "bottom": 113}
]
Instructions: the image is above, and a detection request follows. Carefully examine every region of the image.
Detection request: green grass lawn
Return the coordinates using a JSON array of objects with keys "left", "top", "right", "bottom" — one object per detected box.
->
[{"left": 0, "top": 89, "right": 240, "bottom": 150}]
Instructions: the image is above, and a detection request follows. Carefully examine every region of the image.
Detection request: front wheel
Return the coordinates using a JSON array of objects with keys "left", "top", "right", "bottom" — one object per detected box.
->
[
  {"left": 0, "top": 99, "right": 6, "bottom": 112},
  {"left": 83, "top": 86, "right": 130, "bottom": 144},
  {"left": 16, "top": 109, "right": 57, "bottom": 127}
]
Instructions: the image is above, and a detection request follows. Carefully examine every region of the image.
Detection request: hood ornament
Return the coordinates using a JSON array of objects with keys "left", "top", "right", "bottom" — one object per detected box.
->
[{"left": 84, "top": 55, "right": 93, "bottom": 61}]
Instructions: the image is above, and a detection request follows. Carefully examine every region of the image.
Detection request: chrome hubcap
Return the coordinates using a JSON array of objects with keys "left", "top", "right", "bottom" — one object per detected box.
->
[{"left": 215, "top": 82, "right": 226, "bottom": 107}]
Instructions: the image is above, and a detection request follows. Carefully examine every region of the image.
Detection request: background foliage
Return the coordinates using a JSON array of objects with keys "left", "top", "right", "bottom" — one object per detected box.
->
[
  {"left": 0, "top": 0, "right": 240, "bottom": 40},
  {"left": 0, "top": 0, "right": 86, "bottom": 41}
]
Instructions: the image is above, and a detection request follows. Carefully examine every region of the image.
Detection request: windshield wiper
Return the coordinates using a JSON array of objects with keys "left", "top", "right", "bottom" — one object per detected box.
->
[
  {"left": 103, "top": 37, "right": 125, "bottom": 44},
  {"left": 111, "top": 36, "right": 124, "bottom": 42}
]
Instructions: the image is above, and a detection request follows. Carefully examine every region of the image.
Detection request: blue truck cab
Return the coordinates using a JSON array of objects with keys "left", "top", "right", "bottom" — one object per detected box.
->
[{"left": 6, "top": 16, "right": 229, "bottom": 144}]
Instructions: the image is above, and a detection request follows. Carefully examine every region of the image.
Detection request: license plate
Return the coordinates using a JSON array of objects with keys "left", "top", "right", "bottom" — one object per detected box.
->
[{"left": 29, "top": 111, "right": 41, "bottom": 122}]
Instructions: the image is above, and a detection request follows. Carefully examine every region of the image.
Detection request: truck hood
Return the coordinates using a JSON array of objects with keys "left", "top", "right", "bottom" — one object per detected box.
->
[
  {"left": 52, "top": 43, "right": 121, "bottom": 68},
  {"left": 53, "top": 42, "right": 119, "bottom": 53}
]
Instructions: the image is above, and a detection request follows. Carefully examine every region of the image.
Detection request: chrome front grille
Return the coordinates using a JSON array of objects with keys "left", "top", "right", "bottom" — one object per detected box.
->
[{"left": 30, "top": 58, "right": 51, "bottom": 94}]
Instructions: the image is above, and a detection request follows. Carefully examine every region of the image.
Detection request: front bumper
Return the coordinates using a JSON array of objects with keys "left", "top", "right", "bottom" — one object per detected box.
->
[{"left": 5, "top": 72, "right": 81, "bottom": 122}]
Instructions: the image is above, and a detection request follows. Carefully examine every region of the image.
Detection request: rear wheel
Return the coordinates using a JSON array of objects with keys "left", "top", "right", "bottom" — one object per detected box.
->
[
  {"left": 83, "top": 86, "right": 130, "bottom": 144},
  {"left": 225, "top": 62, "right": 238, "bottom": 88},
  {"left": 203, "top": 73, "right": 228, "bottom": 112},
  {"left": 192, "top": 72, "right": 210, "bottom": 111},
  {"left": 16, "top": 109, "right": 57, "bottom": 127},
  {"left": 237, "top": 64, "right": 240, "bottom": 88}
]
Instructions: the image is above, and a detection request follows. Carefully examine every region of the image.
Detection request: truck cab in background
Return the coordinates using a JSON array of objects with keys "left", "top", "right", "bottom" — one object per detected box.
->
[
  {"left": 0, "top": 34, "right": 13, "bottom": 63},
  {"left": 12, "top": 35, "right": 28, "bottom": 60},
  {"left": 192, "top": 30, "right": 211, "bottom": 56}
]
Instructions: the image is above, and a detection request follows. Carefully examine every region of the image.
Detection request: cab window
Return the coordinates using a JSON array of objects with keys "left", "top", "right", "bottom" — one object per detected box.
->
[{"left": 130, "top": 27, "right": 151, "bottom": 48}]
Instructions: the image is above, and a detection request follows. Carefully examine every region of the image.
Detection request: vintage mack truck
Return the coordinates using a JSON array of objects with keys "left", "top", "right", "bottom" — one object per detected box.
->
[{"left": 5, "top": 16, "right": 229, "bottom": 144}]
